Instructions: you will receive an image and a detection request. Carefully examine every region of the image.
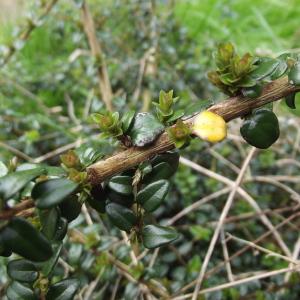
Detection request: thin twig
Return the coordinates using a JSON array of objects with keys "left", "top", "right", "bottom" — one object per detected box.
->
[
  {"left": 227, "top": 233, "right": 299, "bottom": 265},
  {"left": 81, "top": 0, "right": 113, "bottom": 111},
  {"left": 191, "top": 147, "right": 256, "bottom": 300},
  {"left": 221, "top": 229, "right": 234, "bottom": 282}
]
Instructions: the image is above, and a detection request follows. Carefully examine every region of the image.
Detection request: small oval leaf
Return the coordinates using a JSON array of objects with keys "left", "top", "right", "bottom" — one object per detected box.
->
[
  {"left": 46, "top": 278, "right": 80, "bottom": 300},
  {"left": 87, "top": 185, "right": 107, "bottom": 213},
  {"left": 59, "top": 195, "right": 82, "bottom": 222},
  {"left": 32, "top": 178, "right": 78, "bottom": 209},
  {"left": 7, "top": 259, "right": 38, "bottom": 283},
  {"left": 39, "top": 208, "right": 60, "bottom": 240},
  {"left": 6, "top": 281, "right": 36, "bottom": 300},
  {"left": 0, "top": 168, "right": 45, "bottom": 200},
  {"left": 128, "top": 113, "right": 164, "bottom": 147},
  {"left": 285, "top": 93, "right": 296, "bottom": 109},
  {"left": 142, "top": 224, "right": 179, "bottom": 249},
  {"left": 137, "top": 180, "right": 170, "bottom": 212},
  {"left": 106, "top": 202, "right": 137, "bottom": 232},
  {"left": 108, "top": 176, "right": 132, "bottom": 196},
  {"left": 250, "top": 58, "right": 280, "bottom": 80},
  {"left": 240, "top": 109, "right": 280, "bottom": 149},
  {"left": 2, "top": 217, "right": 53, "bottom": 262},
  {"left": 121, "top": 110, "right": 136, "bottom": 133}
]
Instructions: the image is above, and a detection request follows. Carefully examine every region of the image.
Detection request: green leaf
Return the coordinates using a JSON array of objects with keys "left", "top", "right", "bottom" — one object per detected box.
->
[
  {"left": 142, "top": 224, "right": 179, "bottom": 249},
  {"left": 75, "top": 146, "right": 103, "bottom": 167},
  {"left": 32, "top": 178, "right": 78, "bottom": 209},
  {"left": 237, "top": 76, "right": 257, "bottom": 88},
  {"left": 6, "top": 281, "right": 36, "bottom": 300},
  {"left": 106, "top": 188, "right": 134, "bottom": 208},
  {"left": 88, "top": 185, "right": 107, "bottom": 213},
  {"left": 240, "top": 109, "right": 280, "bottom": 149},
  {"left": 137, "top": 180, "right": 170, "bottom": 212},
  {"left": 143, "top": 162, "right": 174, "bottom": 183},
  {"left": 108, "top": 176, "right": 132, "bottom": 196},
  {"left": 7, "top": 259, "right": 38, "bottom": 283},
  {"left": 121, "top": 110, "right": 136, "bottom": 133},
  {"left": 37, "top": 242, "right": 63, "bottom": 276},
  {"left": 46, "top": 278, "right": 80, "bottom": 300},
  {"left": 106, "top": 202, "right": 137, "bottom": 232},
  {"left": 53, "top": 218, "right": 68, "bottom": 241},
  {"left": 241, "top": 84, "right": 263, "bottom": 98},
  {"left": 151, "top": 151, "right": 180, "bottom": 174},
  {"left": 250, "top": 58, "right": 279, "bottom": 80},
  {"left": 285, "top": 93, "right": 296, "bottom": 109},
  {"left": 39, "top": 208, "right": 60, "bottom": 240},
  {"left": 128, "top": 112, "right": 164, "bottom": 147},
  {"left": 59, "top": 195, "right": 82, "bottom": 222},
  {"left": 288, "top": 62, "right": 300, "bottom": 86},
  {"left": 1, "top": 217, "right": 53, "bottom": 262},
  {"left": 167, "top": 109, "right": 185, "bottom": 123},
  {"left": 271, "top": 60, "right": 288, "bottom": 80},
  {"left": 0, "top": 168, "right": 45, "bottom": 200}
]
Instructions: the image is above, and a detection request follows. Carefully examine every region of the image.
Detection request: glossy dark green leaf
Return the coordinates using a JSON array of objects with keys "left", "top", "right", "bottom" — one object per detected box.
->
[
  {"left": 271, "top": 60, "right": 288, "bottom": 80},
  {"left": 108, "top": 176, "right": 132, "bottom": 196},
  {"left": 106, "top": 188, "right": 134, "bottom": 207},
  {"left": 0, "top": 168, "right": 45, "bottom": 200},
  {"left": 121, "top": 110, "right": 136, "bottom": 133},
  {"left": 53, "top": 218, "right": 68, "bottom": 241},
  {"left": 46, "top": 278, "right": 80, "bottom": 300},
  {"left": 76, "top": 146, "right": 103, "bottom": 167},
  {"left": 106, "top": 202, "right": 137, "bottom": 231},
  {"left": 151, "top": 151, "right": 180, "bottom": 174},
  {"left": 37, "top": 242, "right": 63, "bottom": 276},
  {"left": 137, "top": 180, "right": 170, "bottom": 212},
  {"left": 242, "top": 84, "right": 263, "bottom": 98},
  {"left": 250, "top": 58, "right": 279, "bottom": 80},
  {"left": 1, "top": 217, "right": 53, "bottom": 262},
  {"left": 240, "top": 109, "right": 280, "bottom": 149},
  {"left": 87, "top": 185, "right": 107, "bottom": 213},
  {"left": 6, "top": 281, "right": 36, "bottom": 300},
  {"left": 288, "top": 62, "right": 300, "bottom": 86},
  {"left": 129, "top": 112, "right": 164, "bottom": 147},
  {"left": 39, "top": 208, "right": 60, "bottom": 240},
  {"left": 7, "top": 259, "right": 38, "bottom": 283},
  {"left": 142, "top": 225, "right": 179, "bottom": 249},
  {"left": 68, "top": 243, "right": 83, "bottom": 265},
  {"left": 32, "top": 178, "right": 78, "bottom": 209},
  {"left": 59, "top": 195, "right": 82, "bottom": 222},
  {"left": 285, "top": 93, "right": 296, "bottom": 109},
  {"left": 143, "top": 162, "right": 173, "bottom": 183}
]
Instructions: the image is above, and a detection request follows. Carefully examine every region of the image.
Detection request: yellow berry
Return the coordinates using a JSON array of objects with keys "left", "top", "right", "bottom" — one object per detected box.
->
[{"left": 193, "top": 111, "right": 227, "bottom": 143}]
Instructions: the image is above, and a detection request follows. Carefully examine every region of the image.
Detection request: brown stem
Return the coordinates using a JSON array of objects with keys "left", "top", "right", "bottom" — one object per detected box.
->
[
  {"left": 0, "top": 199, "right": 34, "bottom": 220},
  {"left": 87, "top": 76, "right": 300, "bottom": 184},
  {"left": 81, "top": 1, "right": 113, "bottom": 111}
]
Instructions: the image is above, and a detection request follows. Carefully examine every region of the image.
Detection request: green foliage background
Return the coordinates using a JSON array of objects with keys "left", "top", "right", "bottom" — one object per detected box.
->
[{"left": 0, "top": 0, "right": 300, "bottom": 299}]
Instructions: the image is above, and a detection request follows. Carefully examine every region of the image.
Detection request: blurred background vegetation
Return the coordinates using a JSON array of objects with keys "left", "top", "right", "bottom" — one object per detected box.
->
[{"left": 0, "top": 0, "right": 300, "bottom": 299}]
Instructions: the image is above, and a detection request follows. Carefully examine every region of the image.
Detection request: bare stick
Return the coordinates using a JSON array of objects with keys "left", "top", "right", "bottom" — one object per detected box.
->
[
  {"left": 81, "top": 1, "right": 113, "bottom": 111},
  {"left": 191, "top": 147, "right": 256, "bottom": 299},
  {"left": 180, "top": 156, "right": 292, "bottom": 257},
  {"left": 227, "top": 233, "right": 299, "bottom": 265},
  {"left": 173, "top": 265, "right": 300, "bottom": 300},
  {"left": 221, "top": 229, "right": 234, "bottom": 282}
]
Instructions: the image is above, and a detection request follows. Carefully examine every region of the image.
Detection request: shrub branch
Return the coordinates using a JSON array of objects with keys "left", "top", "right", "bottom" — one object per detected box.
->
[{"left": 87, "top": 76, "right": 300, "bottom": 184}]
